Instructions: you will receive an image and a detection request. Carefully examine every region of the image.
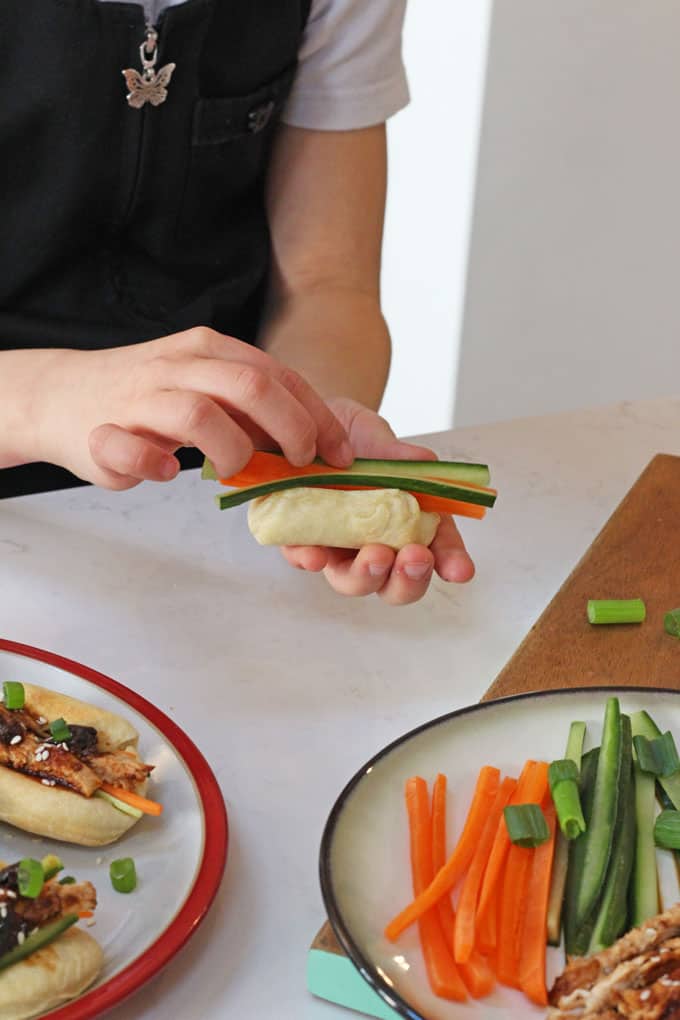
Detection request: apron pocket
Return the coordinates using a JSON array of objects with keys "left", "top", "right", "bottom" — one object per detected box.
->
[{"left": 176, "top": 64, "right": 296, "bottom": 244}]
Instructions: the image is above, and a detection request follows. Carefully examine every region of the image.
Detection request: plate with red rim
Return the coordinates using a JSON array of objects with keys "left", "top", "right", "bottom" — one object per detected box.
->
[
  {"left": 0, "top": 637, "right": 228, "bottom": 1019},
  {"left": 319, "top": 686, "right": 680, "bottom": 1020}
]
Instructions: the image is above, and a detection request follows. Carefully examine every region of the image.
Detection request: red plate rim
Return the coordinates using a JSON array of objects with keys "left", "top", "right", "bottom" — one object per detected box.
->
[{"left": 0, "top": 637, "right": 228, "bottom": 1019}]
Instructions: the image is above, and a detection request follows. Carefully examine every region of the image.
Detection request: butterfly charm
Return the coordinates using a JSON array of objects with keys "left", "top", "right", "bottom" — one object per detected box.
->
[{"left": 122, "top": 63, "right": 176, "bottom": 109}]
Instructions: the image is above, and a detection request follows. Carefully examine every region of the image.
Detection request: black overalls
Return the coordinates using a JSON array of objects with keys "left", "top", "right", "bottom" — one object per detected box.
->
[{"left": 0, "top": 0, "right": 311, "bottom": 497}]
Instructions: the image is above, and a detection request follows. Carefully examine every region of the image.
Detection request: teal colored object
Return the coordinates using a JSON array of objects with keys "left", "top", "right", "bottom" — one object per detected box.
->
[{"left": 307, "top": 949, "right": 400, "bottom": 1020}]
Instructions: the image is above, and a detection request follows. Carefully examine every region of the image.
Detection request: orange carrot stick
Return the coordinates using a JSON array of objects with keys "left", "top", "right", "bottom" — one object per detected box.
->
[
  {"left": 476, "top": 761, "right": 548, "bottom": 937},
  {"left": 385, "top": 766, "right": 500, "bottom": 942},
  {"left": 496, "top": 844, "right": 534, "bottom": 988},
  {"left": 454, "top": 776, "right": 517, "bottom": 963},
  {"left": 476, "top": 891, "right": 497, "bottom": 955},
  {"left": 430, "top": 772, "right": 499, "bottom": 998},
  {"left": 78, "top": 910, "right": 94, "bottom": 919},
  {"left": 519, "top": 800, "right": 557, "bottom": 1006},
  {"left": 405, "top": 777, "right": 468, "bottom": 1001},
  {"left": 99, "top": 783, "right": 163, "bottom": 816}
]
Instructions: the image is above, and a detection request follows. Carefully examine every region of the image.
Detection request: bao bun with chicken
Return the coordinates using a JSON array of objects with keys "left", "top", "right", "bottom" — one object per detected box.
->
[
  {"left": 0, "top": 858, "right": 102, "bottom": 1020},
  {"left": 0, "top": 682, "right": 154, "bottom": 846}
]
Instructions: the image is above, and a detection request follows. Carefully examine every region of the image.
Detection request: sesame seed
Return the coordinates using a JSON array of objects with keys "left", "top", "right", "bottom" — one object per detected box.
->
[
  {"left": 645, "top": 928, "right": 656, "bottom": 936},
  {"left": 0, "top": 906, "right": 6, "bottom": 919},
  {"left": 9, "top": 735, "right": 22, "bottom": 745},
  {"left": 640, "top": 989, "right": 651, "bottom": 1001},
  {"left": 30, "top": 927, "right": 38, "bottom": 936},
  {"left": 16, "top": 931, "right": 25, "bottom": 945},
  {"left": 6, "top": 890, "right": 16, "bottom": 899},
  {"left": 40, "top": 778, "right": 56, "bottom": 787},
  {"left": 86, "top": 919, "right": 96, "bottom": 927},
  {"left": 650, "top": 955, "right": 661, "bottom": 964},
  {"left": 37, "top": 717, "right": 46, "bottom": 725},
  {"left": 95, "top": 857, "right": 103, "bottom": 866}
]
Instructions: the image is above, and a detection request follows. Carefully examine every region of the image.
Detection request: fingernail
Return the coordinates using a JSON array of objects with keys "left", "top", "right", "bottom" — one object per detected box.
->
[
  {"left": 368, "top": 563, "right": 390, "bottom": 577},
  {"left": 161, "top": 458, "right": 178, "bottom": 480},
  {"left": 403, "top": 563, "right": 431, "bottom": 581}
]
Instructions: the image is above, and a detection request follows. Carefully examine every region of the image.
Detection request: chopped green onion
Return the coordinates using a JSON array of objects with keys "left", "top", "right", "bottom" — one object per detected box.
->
[
  {"left": 17, "top": 858, "right": 44, "bottom": 899},
  {"left": 565, "top": 721, "right": 587, "bottom": 767},
  {"left": 95, "top": 789, "right": 143, "bottom": 819},
  {"left": 586, "top": 599, "right": 646, "bottom": 625},
  {"left": 664, "top": 609, "right": 680, "bottom": 637},
  {"left": 654, "top": 810, "right": 680, "bottom": 850},
  {"left": 549, "top": 759, "right": 587, "bottom": 839},
  {"left": 41, "top": 854, "right": 63, "bottom": 882},
  {"left": 633, "top": 732, "right": 680, "bottom": 778},
  {"left": 110, "top": 857, "right": 137, "bottom": 894},
  {"left": 58, "top": 876, "right": 76, "bottom": 885},
  {"left": 504, "top": 803, "right": 550, "bottom": 847},
  {"left": 48, "top": 717, "right": 72, "bottom": 744},
  {"left": 2, "top": 681, "right": 25, "bottom": 710}
]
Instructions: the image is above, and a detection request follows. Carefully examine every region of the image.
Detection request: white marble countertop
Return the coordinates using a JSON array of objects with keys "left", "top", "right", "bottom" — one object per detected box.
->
[{"left": 0, "top": 395, "right": 679, "bottom": 1019}]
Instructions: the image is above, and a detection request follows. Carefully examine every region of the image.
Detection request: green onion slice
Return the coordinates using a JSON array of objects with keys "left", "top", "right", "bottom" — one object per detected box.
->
[
  {"left": 504, "top": 803, "right": 550, "bottom": 847},
  {"left": 633, "top": 732, "right": 680, "bottom": 778},
  {"left": 49, "top": 718, "right": 72, "bottom": 744},
  {"left": 41, "top": 855, "right": 63, "bottom": 882},
  {"left": 58, "top": 876, "right": 76, "bottom": 885},
  {"left": 548, "top": 760, "right": 587, "bottom": 839},
  {"left": 654, "top": 809, "right": 680, "bottom": 850},
  {"left": 110, "top": 857, "right": 137, "bottom": 894},
  {"left": 17, "top": 858, "right": 44, "bottom": 899},
  {"left": 2, "top": 682, "right": 25, "bottom": 710},
  {"left": 587, "top": 599, "right": 646, "bottom": 625},
  {"left": 664, "top": 609, "right": 680, "bottom": 637}
]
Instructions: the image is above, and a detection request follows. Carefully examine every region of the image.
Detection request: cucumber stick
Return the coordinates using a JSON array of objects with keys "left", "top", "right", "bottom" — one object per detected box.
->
[
  {"left": 215, "top": 472, "right": 496, "bottom": 510},
  {"left": 631, "top": 712, "right": 661, "bottom": 926},
  {"left": 564, "top": 747, "right": 600, "bottom": 955},
  {"left": 202, "top": 455, "right": 491, "bottom": 487},
  {"left": 574, "top": 698, "right": 623, "bottom": 929},
  {"left": 588, "top": 715, "right": 635, "bottom": 953},
  {"left": 546, "top": 720, "right": 588, "bottom": 945}
]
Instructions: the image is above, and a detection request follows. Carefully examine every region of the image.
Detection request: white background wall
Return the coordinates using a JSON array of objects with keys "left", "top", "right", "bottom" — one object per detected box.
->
[
  {"left": 455, "top": 0, "right": 680, "bottom": 427},
  {"left": 379, "top": 0, "right": 491, "bottom": 438}
]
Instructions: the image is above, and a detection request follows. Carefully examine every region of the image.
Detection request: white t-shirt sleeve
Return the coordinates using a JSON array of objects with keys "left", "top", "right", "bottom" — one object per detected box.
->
[{"left": 281, "top": 0, "right": 409, "bottom": 130}]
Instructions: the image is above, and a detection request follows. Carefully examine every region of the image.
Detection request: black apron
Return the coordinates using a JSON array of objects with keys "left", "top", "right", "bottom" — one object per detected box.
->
[{"left": 0, "top": 0, "right": 311, "bottom": 497}]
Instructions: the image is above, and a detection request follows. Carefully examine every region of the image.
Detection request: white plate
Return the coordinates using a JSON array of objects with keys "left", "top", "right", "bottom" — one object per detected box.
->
[
  {"left": 320, "top": 686, "right": 680, "bottom": 1019},
  {"left": 0, "top": 639, "right": 227, "bottom": 1019}
]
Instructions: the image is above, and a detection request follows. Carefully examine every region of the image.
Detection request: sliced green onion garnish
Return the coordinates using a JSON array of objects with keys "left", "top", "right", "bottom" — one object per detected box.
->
[
  {"left": 504, "top": 803, "right": 550, "bottom": 847},
  {"left": 95, "top": 789, "right": 143, "bottom": 819},
  {"left": 41, "top": 854, "right": 63, "bottom": 882},
  {"left": 587, "top": 599, "right": 646, "bottom": 625},
  {"left": 58, "top": 876, "right": 76, "bottom": 885},
  {"left": 664, "top": 609, "right": 680, "bottom": 637},
  {"left": 49, "top": 717, "right": 72, "bottom": 743},
  {"left": 565, "top": 721, "right": 587, "bottom": 767},
  {"left": 633, "top": 732, "right": 680, "bottom": 778},
  {"left": 2, "top": 681, "right": 25, "bottom": 710},
  {"left": 17, "top": 858, "right": 44, "bottom": 899},
  {"left": 548, "top": 759, "right": 587, "bottom": 839},
  {"left": 110, "top": 857, "right": 137, "bottom": 894},
  {"left": 654, "top": 809, "right": 680, "bottom": 850}
]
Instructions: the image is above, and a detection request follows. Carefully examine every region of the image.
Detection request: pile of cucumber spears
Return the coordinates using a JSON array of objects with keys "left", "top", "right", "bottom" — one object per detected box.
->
[{"left": 548, "top": 697, "right": 680, "bottom": 955}]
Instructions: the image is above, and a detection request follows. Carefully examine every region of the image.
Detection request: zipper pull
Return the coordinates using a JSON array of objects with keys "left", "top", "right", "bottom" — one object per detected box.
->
[{"left": 121, "top": 23, "right": 176, "bottom": 110}]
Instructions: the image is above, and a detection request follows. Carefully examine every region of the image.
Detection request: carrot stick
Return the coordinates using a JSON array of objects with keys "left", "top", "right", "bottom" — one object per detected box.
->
[
  {"left": 78, "top": 910, "right": 94, "bottom": 919},
  {"left": 405, "top": 777, "right": 468, "bottom": 1001},
  {"left": 519, "top": 800, "right": 557, "bottom": 1006},
  {"left": 430, "top": 773, "right": 496, "bottom": 999},
  {"left": 99, "top": 783, "right": 163, "bottom": 816},
  {"left": 476, "top": 892, "right": 497, "bottom": 955},
  {"left": 496, "top": 844, "right": 533, "bottom": 988},
  {"left": 454, "top": 776, "right": 517, "bottom": 963},
  {"left": 385, "top": 765, "right": 500, "bottom": 942},
  {"left": 476, "top": 760, "right": 548, "bottom": 938}
]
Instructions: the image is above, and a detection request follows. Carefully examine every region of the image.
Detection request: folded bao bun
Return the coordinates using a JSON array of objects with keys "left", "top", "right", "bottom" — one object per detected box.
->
[
  {"left": 0, "top": 927, "right": 103, "bottom": 1020},
  {"left": 1, "top": 683, "right": 148, "bottom": 846},
  {"left": 247, "top": 488, "right": 440, "bottom": 551}
]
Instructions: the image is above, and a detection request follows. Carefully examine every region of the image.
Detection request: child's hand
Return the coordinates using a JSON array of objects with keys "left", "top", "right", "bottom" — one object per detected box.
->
[
  {"left": 30, "top": 328, "right": 352, "bottom": 489},
  {"left": 279, "top": 398, "right": 475, "bottom": 605}
]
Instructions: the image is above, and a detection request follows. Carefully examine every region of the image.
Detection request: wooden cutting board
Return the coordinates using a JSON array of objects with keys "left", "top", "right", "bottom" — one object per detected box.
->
[{"left": 308, "top": 453, "right": 680, "bottom": 1013}]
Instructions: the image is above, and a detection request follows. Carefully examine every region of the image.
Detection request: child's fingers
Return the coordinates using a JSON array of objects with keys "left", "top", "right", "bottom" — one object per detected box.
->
[
  {"left": 322, "top": 545, "right": 396, "bottom": 597},
  {"left": 430, "top": 515, "right": 475, "bottom": 583},
  {"left": 375, "top": 544, "right": 435, "bottom": 606},
  {"left": 280, "top": 546, "right": 329, "bottom": 572},
  {"left": 88, "top": 424, "right": 179, "bottom": 488}
]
